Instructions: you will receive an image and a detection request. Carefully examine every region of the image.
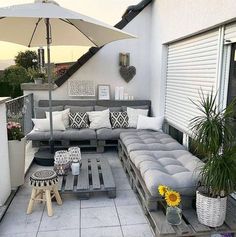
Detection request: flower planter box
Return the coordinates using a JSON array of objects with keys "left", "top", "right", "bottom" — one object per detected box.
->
[{"left": 8, "top": 137, "right": 26, "bottom": 189}]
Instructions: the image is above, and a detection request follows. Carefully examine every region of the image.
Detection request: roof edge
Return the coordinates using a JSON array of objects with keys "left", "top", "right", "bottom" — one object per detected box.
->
[{"left": 55, "top": 0, "right": 152, "bottom": 87}]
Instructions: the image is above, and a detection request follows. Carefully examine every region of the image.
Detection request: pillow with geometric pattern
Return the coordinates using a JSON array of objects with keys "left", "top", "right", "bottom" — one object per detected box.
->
[
  {"left": 69, "top": 112, "right": 89, "bottom": 129},
  {"left": 110, "top": 112, "right": 129, "bottom": 129}
]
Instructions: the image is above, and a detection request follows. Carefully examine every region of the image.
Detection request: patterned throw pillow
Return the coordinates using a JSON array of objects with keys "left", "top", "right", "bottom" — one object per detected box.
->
[
  {"left": 69, "top": 112, "right": 89, "bottom": 128},
  {"left": 110, "top": 112, "right": 129, "bottom": 128}
]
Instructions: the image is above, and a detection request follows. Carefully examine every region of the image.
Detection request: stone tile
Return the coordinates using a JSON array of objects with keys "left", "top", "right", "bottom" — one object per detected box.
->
[
  {"left": 81, "top": 193, "right": 115, "bottom": 208},
  {"left": 115, "top": 176, "right": 131, "bottom": 191},
  {"left": 39, "top": 197, "right": 80, "bottom": 232},
  {"left": 0, "top": 233, "right": 37, "bottom": 237},
  {"left": 81, "top": 206, "right": 119, "bottom": 228},
  {"left": 0, "top": 203, "right": 43, "bottom": 235},
  {"left": 37, "top": 229, "right": 80, "bottom": 237},
  {"left": 112, "top": 168, "right": 127, "bottom": 179},
  {"left": 81, "top": 226, "right": 123, "bottom": 237},
  {"left": 122, "top": 224, "right": 154, "bottom": 237},
  {"left": 117, "top": 205, "right": 147, "bottom": 225},
  {"left": 114, "top": 190, "right": 139, "bottom": 207}
]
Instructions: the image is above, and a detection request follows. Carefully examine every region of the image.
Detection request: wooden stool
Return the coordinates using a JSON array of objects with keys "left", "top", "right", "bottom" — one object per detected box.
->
[{"left": 27, "top": 170, "right": 62, "bottom": 217}]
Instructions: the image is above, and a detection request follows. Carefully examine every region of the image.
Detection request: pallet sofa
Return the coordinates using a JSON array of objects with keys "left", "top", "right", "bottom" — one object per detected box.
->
[
  {"left": 118, "top": 130, "right": 203, "bottom": 213},
  {"left": 26, "top": 100, "right": 151, "bottom": 152}
]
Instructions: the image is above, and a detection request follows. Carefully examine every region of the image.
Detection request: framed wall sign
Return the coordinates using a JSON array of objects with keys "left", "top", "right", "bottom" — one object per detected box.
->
[{"left": 97, "top": 84, "right": 111, "bottom": 100}]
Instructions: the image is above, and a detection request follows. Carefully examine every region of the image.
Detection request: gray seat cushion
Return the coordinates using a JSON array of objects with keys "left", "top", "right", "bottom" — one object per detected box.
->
[
  {"left": 96, "top": 128, "right": 136, "bottom": 140},
  {"left": 120, "top": 130, "right": 184, "bottom": 153},
  {"left": 26, "top": 130, "right": 64, "bottom": 140},
  {"left": 129, "top": 150, "right": 203, "bottom": 197},
  {"left": 34, "top": 106, "right": 64, "bottom": 118},
  {"left": 61, "top": 128, "right": 96, "bottom": 140}
]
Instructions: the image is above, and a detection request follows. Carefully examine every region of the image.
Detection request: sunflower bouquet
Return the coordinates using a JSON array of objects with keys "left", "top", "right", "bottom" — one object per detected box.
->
[
  {"left": 158, "top": 185, "right": 182, "bottom": 225},
  {"left": 158, "top": 185, "right": 181, "bottom": 207}
]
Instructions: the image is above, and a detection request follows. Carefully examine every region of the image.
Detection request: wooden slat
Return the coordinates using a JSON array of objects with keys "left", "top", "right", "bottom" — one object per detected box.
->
[
  {"left": 91, "top": 159, "right": 100, "bottom": 189},
  {"left": 173, "top": 219, "right": 193, "bottom": 236},
  {"left": 150, "top": 211, "right": 176, "bottom": 235},
  {"left": 57, "top": 176, "right": 63, "bottom": 191},
  {"left": 100, "top": 158, "right": 115, "bottom": 189},
  {"left": 183, "top": 209, "right": 211, "bottom": 233},
  {"left": 77, "top": 159, "right": 89, "bottom": 190},
  {"left": 64, "top": 173, "right": 75, "bottom": 191}
]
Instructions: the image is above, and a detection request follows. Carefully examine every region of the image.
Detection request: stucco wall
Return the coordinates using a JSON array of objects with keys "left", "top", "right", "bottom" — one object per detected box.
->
[
  {"left": 24, "top": 5, "right": 152, "bottom": 105},
  {"left": 150, "top": 0, "right": 236, "bottom": 115}
]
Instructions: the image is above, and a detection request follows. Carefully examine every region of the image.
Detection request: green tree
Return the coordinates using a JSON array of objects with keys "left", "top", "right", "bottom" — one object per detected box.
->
[
  {"left": 2, "top": 65, "right": 31, "bottom": 85},
  {"left": 15, "top": 50, "right": 38, "bottom": 69}
]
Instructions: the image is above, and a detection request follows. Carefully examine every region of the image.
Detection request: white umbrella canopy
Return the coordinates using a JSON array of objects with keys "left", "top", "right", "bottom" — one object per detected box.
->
[
  {"left": 0, "top": 0, "right": 135, "bottom": 47},
  {"left": 0, "top": 0, "right": 136, "bottom": 161}
]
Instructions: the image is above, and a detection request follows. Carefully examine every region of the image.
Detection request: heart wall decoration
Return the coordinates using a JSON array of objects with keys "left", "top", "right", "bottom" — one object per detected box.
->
[
  {"left": 119, "top": 66, "right": 136, "bottom": 83},
  {"left": 119, "top": 53, "right": 136, "bottom": 83}
]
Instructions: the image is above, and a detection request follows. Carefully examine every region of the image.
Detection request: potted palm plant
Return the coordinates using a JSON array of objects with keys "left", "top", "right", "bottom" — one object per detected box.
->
[
  {"left": 190, "top": 90, "right": 236, "bottom": 227},
  {"left": 28, "top": 67, "right": 46, "bottom": 84}
]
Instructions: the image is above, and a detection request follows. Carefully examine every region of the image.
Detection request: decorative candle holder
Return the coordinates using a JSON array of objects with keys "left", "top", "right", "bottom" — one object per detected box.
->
[
  {"left": 68, "top": 147, "right": 81, "bottom": 164},
  {"left": 54, "top": 150, "right": 70, "bottom": 176}
]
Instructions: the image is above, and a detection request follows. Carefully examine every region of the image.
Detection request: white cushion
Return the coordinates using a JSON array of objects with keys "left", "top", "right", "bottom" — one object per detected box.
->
[
  {"left": 87, "top": 109, "right": 111, "bottom": 129},
  {"left": 45, "top": 108, "right": 70, "bottom": 128},
  {"left": 127, "top": 107, "right": 148, "bottom": 128},
  {"left": 137, "top": 115, "right": 164, "bottom": 131},
  {"left": 32, "top": 114, "right": 66, "bottom": 131}
]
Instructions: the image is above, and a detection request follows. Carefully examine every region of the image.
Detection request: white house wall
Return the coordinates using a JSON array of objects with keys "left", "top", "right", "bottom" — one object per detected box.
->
[
  {"left": 25, "top": 5, "right": 152, "bottom": 105},
  {"left": 150, "top": 0, "right": 236, "bottom": 116}
]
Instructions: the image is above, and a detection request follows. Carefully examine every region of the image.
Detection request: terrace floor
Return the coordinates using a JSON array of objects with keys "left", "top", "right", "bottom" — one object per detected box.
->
[{"left": 0, "top": 148, "right": 154, "bottom": 237}]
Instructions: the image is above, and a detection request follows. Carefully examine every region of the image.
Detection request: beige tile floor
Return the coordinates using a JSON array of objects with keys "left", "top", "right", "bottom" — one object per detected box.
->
[{"left": 0, "top": 148, "right": 154, "bottom": 237}]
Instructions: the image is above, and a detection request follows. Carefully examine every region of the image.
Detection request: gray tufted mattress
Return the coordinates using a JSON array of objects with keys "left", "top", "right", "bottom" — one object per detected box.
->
[
  {"left": 120, "top": 130, "right": 185, "bottom": 153},
  {"left": 120, "top": 130, "right": 203, "bottom": 197}
]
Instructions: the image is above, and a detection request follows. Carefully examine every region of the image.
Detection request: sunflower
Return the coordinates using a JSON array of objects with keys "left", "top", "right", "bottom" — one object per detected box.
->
[
  {"left": 165, "top": 190, "right": 181, "bottom": 207},
  {"left": 158, "top": 185, "right": 168, "bottom": 196}
]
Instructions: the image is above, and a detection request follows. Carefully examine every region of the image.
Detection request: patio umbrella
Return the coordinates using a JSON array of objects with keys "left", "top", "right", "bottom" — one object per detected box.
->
[{"left": 0, "top": 0, "right": 135, "bottom": 159}]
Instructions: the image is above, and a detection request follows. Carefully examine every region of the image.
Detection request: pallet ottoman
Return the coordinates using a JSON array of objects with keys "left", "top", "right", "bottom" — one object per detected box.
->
[{"left": 118, "top": 130, "right": 203, "bottom": 212}]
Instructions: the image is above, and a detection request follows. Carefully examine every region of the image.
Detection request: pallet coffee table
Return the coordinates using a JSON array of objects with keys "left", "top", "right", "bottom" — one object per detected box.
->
[{"left": 57, "top": 157, "right": 116, "bottom": 199}]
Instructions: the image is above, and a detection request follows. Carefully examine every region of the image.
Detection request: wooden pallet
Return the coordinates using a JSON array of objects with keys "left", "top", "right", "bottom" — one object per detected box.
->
[
  {"left": 118, "top": 139, "right": 236, "bottom": 236},
  {"left": 57, "top": 157, "right": 116, "bottom": 199},
  {"left": 148, "top": 197, "right": 236, "bottom": 237}
]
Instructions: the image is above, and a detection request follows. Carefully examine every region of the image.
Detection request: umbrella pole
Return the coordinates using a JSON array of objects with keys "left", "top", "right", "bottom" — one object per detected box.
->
[{"left": 46, "top": 18, "right": 54, "bottom": 154}]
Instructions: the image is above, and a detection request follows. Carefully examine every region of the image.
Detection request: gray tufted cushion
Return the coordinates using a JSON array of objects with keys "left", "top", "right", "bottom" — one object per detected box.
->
[
  {"left": 129, "top": 150, "right": 203, "bottom": 197},
  {"left": 96, "top": 128, "right": 137, "bottom": 140},
  {"left": 27, "top": 128, "right": 96, "bottom": 141},
  {"left": 26, "top": 130, "right": 64, "bottom": 140},
  {"left": 120, "top": 130, "right": 185, "bottom": 153}
]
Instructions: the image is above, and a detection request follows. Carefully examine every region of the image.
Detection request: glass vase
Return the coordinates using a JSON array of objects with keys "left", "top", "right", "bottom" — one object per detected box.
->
[{"left": 166, "top": 206, "right": 182, "bottom": 225}]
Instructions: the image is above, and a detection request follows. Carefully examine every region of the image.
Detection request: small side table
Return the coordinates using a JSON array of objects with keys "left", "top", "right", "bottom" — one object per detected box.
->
[{"left": 27, "top": 170, "right": 62, "bottom": 217}]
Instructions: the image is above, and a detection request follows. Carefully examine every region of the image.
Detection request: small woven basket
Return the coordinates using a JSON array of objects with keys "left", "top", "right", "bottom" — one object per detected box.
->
[{"left": 196, "top": 190, "right": 227, "bottom": 227}]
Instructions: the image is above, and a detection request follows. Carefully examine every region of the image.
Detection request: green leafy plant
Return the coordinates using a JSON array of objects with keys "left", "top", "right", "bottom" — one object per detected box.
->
[
  {"left": 28, "top": 67, "right": 46, "bottom": 81},
  {"left": 7, "top": 121, "right": 24, "bottom": 141},
  {"left": 190, "top": 89, "right": 234, "bottom": 158},
  {"left": 190, "top": 89, "right": 236, "bottom": 197}
]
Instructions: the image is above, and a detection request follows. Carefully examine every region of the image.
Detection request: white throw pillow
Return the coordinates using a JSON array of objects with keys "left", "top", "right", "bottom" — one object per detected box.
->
[
  {"left": 32, "top": 114, "right": 66, "bottom": 131},
  {"left": 127, "top": 107, "right": 148, "bottom": 128},
  {"left": 87, "top": 109, "right": 111, "bottom": 129},
  {"left": 45, "top": 108, "right": 70, "bottom": 128},
  {"left": 137, "top": 115, "right": 164, "bottom": 131}
]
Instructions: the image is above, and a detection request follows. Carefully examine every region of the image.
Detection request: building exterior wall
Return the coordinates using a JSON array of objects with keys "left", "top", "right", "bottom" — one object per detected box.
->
[
  {"left": 24, "top": 5, "right": 152, "bottom": 105},
  {"left": 150, "top": 0, "right": 236, "bottom": 115}
]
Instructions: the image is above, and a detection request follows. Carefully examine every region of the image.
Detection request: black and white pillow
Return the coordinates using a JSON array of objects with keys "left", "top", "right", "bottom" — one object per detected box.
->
[
  {"left": 110, "top": 112, "right": 128, "bottom": 128},
  {"left": 69, "top": 112, "right": 89, "bottom": 128}
]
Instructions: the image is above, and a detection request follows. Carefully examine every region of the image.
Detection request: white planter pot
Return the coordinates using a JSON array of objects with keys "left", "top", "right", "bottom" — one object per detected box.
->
[
  {"left": 196, "top": 190, "right": 227, "bottom": 227},
  {"left": 8, "top": 137, "right": 26, "bottom": 189},
  {"left": 34, "top": 78, "right": 43, "bottom": 84}
]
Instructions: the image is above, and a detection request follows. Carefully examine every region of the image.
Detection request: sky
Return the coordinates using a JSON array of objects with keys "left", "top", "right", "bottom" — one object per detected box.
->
[{"left": 0, "top": 0, "right": 140, "bottom": 69}]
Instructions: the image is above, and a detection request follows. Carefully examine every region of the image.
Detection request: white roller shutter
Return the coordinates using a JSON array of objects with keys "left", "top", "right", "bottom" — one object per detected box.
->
[
  {"left": 165, "top": 29, "right": 220, "bottom": 134},
  {"left": 225, "top": 22, "right": 236, "bottom": 42}
]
